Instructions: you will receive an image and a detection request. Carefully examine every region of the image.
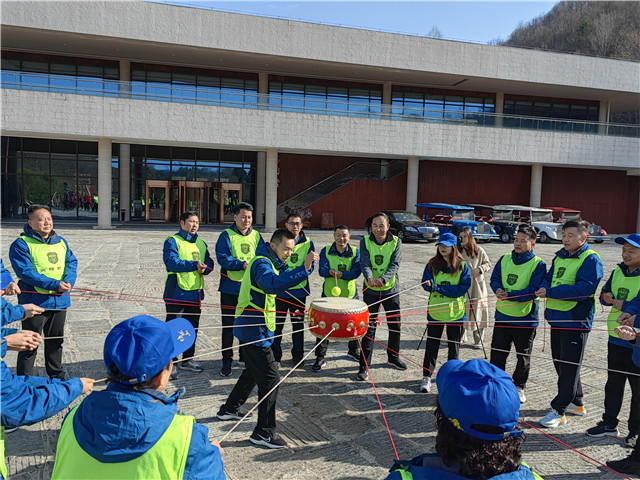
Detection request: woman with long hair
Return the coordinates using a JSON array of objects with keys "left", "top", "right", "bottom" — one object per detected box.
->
[
  {"left": 458, "top": 226, "right": 492, "bottom": 348},
  {"left": 419, "top": 233, "right": 471, "bottom": 393}
]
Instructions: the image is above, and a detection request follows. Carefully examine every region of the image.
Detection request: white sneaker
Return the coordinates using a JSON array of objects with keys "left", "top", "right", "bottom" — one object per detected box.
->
[
  {"left": 539, "top": 408, "right": 567, "bottom": 428},
  {"left": 517, "top": 387, "right": 526, "bottom": 404},
  {"left": 419, "top": 377, "right": 431, "bottom": 393}
]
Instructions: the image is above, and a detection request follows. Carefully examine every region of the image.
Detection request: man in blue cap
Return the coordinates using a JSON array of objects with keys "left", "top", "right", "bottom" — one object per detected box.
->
[
  {"left": 51, "top": 315, "right": 225, "bottom": 480},
  {"left": 386, "top": 359, "right": 543, "bottom": 479}
]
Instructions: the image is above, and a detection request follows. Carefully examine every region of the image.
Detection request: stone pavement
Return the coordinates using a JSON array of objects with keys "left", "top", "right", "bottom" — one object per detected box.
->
[{"left": 1, "top": 223, "right": 637, "bottom": 480}]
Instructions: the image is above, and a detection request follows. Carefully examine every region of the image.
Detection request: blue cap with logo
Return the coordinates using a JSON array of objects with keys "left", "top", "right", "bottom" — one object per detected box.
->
[
  {"left": 437, "top": 232, "right": 458, "bottom": 248},
  {"left": 0, "top": 259, "right": 14, "bottom": 291},
  {"left": 436, "top": 359, "right": 522, "bottom": 441},
  {"left": 104, "top": 315, "right": 195, "bottom": 385},
  {"left": 615, "top": 234, "right": 640, "bottom": 249}
]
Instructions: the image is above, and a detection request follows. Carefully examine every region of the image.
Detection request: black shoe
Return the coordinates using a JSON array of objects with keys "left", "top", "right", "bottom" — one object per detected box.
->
[
  {"left": 3, "top": 426, "right": 19, "bottom": 434},
  {"left": 346, "top": 351, "right": 361, "bottom": 362},
  {"left": 356, "top": 369, "right": 369, "bottom": 382},
  {"left": 606, "top": 455, "right": 640, "bottom": 474},
  {"left": 312, "top": 358, "right": 326, "bottom": 373},
  {"left": 626, "top": 432, "right": 638, "bottom": 447},
  {"left": 292, "top": 357, "right": 305, "bottom": 368},
  {"left": 170, "top": 368, "right": 179, "bottom": 380},
  {"left": 250, "top": 431, "right": 288, "bottom": 449},
  {"left": 179, "top": 359, "right": 204, "bottom": 373},
  {"left": 387, "top": 357, "right": 407, "bottom": 370},
  {"left": 586, "top": 421, "right": 618, "bottom": 437},
  {"left": 220, "top": 359, "right": 232, "bottom": 377},
  {"left": 216, "top": 404, "right": 253, "bottom": 421}
]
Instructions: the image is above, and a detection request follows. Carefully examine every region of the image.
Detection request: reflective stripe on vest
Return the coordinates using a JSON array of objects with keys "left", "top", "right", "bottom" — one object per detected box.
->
[
  {"left": 323, "top": 246, "right": 358, "bottom": 298},
  {"left": 236, "top": 256, "right": 278, "bottom": 331},
  {"left": 20, "top": 236, "right": 68, "bottom": 294},
  {"left": 547, "top": 250, "right": 601, "bottom": 312},
  {"left": 51, "top": 405, "right": 194, "bottom": 480},
  {"left": 166, "top": 235, "right": 207, "bottom": 291},
  {"left": 286, "top": 238, "right": 311, "bottom": 291},
  {"left": 428, "top": 263, "right": 466, "bottom": 322},
  {"left": 496, "top": 254, "right": 542, "bottom": 317},
  {"left": 225, "top": 228, "right": 261, "bottom": 282},
  {"left": 364, "top": 236, "right": 398, "bottom": 291},
  {"left": 1, "top": 426, "right": 7, "bottom": 480},
  {"left": 393, "top": 468, "right": 413, "bottom": 480},
  {"left": 607, "top": 267, "right": 640, "bottom": 339}
]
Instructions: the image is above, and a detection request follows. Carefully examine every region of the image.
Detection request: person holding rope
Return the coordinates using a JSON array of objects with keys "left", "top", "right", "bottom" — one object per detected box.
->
[
  {"left": 163, "top": 210, "right": 214, "bottom": 379},
  {"left": 216, "top": 202, "right": 265, "bottom": 377},
  {"left": 51, "top": 315, "right": 225, "bottom": 479},
  {"left": 386, "top": 359, "right": 543, "bottom": 479},
  {"left": 313, "top": 224, "right": 361, "bottom": 372},
  {"left": 489, "top": 224, "right": 546, "bottom": 404},
  {"left": 419, "top": 233, "right": 471, "bottom": 393},
  {"left": 216, "top": 228, "right": 318, "bottom": 449},
  {"left": 273, "top": 212, "right": 315, "bottom": 368},
  {"left": 9, "top": 204, "right": 77, "bottom": 380},
  {"left": 536, "top": 219, "right": 603, "bottom": 428},
  {"left": 586, "top": 233, "right": 640, "bottom": 448}
]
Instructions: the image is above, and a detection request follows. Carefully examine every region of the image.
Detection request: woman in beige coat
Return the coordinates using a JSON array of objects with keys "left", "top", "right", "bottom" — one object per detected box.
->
[{"left": 458, "top": 227, "right": 492, "bottom": 348}]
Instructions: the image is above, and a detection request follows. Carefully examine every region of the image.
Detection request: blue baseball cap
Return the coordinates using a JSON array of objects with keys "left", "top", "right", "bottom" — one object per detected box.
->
[
  {"left": 436, "top": 359, "right": 522, "bottom": 441},
  {"left": 0, "top": 259, "right": 14, "bottom": 291},
  {"left": 615, "top": 234, "right": 640, "bottom": 249},
  {"left": 104, "top": 315, "right": 196, "bottom": 385},
  {"left": 437, "top": 232, "right": 458, "bottom": 247}
]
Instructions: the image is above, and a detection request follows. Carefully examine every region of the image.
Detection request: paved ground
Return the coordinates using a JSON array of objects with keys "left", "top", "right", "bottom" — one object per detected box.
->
[{"left": 1, "top": 223, "right": 637, "bottom": 480}]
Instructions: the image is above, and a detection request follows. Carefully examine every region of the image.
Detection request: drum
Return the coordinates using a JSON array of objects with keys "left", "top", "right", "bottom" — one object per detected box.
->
[{"left": 307, "top": 297, "right": 369, "bottom": 341}]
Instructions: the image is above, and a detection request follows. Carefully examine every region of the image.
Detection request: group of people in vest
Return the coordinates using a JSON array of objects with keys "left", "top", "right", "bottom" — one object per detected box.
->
[{"left": 1, "top": 203, "right": 640, "bottom": 478}]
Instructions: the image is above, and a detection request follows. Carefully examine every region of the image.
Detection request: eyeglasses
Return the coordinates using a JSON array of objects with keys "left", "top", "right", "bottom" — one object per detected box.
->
[{"left": 287, "top": 222, "right": 302, "bottom": 227}]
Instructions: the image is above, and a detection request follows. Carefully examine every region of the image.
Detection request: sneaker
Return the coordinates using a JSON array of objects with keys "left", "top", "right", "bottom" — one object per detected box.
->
[
  {"left": 567, "top": 402, "right": 587, "bottom": 416},
  {"left": 387, "top": 357, "right": 407, "bottom": 370},
  {"left": 275, "top": 361, "right": 282, "bottom": 369},
  {"left": 356, "top": 369, "right": 369, "bottom": 382},
  {"left": 237, "top": 360, "right": 245, "bottom": 368},
  {"left": 606, "top": 455, "right": 640, "bottom": 475},
  {"left": 220, "top": 360, "right": 232, "bottom": 377},
  {"left": 216, "top": 404, "right": 252, "bottom": 421},
  {"left": 170, "top": 368, "right": 179, "bottom": 380},
  {"left": 292, "top": 357, "right": 305, "bottom": 368},
  {"left": 517, "top": 387, "right": 527, "bottom": 404},
  {"left": 249, "top": 431, "right": 288, "bottom": 449},
  {"left": 179, "top": 359, "right": 204, "bottom": 373},
  {"left": 625, "top": 432, "right": 638, "bottom": 447},
  {"left": 346, "top": 351, "right": 361, "bottom": 362},
  {"left": 3, "top": 426, "right": 19, "bottom": 434},
  {"left": 539, "top": 409, "right": 567, "bottom": 428},
  {"left": 472, "top": 342, "right": 483, "bottom": 350},
  {"left": 311, "top": 358, "right": 326, "bottom": 373},
  {"left": 586, "top": 421, "right": 619, "bottom": 437},
  {"left": 419, "top": 377, "right": 431, "bottom": 393}
]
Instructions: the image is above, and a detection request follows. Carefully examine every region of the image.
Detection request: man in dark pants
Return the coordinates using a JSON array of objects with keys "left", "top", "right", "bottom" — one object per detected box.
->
[
  {"left": 216, "top": 202, "right": 264, "bottom": 377},
  {"left": 163, "top": 211, "right": 214, "bottom": 379},
  {"left": 536, "top": 220, "right": 603, "bottom": 428},
  {"left": 490, "top": 225, "right": 547, "bottom": 404},
  {"left": 216, "top": 228, "right": 318, "bottom": 449},
  {"left": 273, "top": 213, "right": 314, "bottom": 367},
  {"left": 357, "top": 212, "right": 405, "bottom": 382},
  {"left": 9, "top": 205, "right": 78, "bottom": 380}
]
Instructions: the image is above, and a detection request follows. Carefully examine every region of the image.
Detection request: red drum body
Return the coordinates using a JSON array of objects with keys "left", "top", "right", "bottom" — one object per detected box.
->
[{"left": 307, "top": 297, "right": 369, "bottom": 341}]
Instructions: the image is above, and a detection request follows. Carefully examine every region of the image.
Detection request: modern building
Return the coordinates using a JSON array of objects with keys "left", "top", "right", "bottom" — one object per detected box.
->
[{"left": 2, "top": 1, "right": 639, "bottom": 232}]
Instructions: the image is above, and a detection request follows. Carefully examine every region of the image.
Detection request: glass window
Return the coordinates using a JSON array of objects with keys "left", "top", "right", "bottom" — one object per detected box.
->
[
  {"left": 77, "top": 160, "right": 98, "bottom": 178},
  {"left": 145, "top": 162, "right": 170, "bottom": 180},
  {"left": 51, "top": 154, "right": 77, "bottom": 177},
  {"left": 22, "top": 174, "right": 50, "bottom": 206},
  {"left": 22, "top": 60, "right": 48, "bottom": 73},
  {"left": 50, "top": 63, "right": 76, "bottom": 76},
  {"left": 104, "top": 67, "right": 119, "bottom": 80},
  {"left": 1, "top": 58, "right": 20, "bottom": 70},
  {"left": 77, "top": 65, "right": 103, "bottom": 78},
  {"left": 51, "top": 177, "right": 77, "bottom": 216},
  {"left": 171, "top": 161, "right": 194, "bottom": 181}
]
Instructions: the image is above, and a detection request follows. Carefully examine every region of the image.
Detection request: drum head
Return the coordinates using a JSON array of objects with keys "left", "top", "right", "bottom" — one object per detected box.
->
[{"left": 310, "top": 297, "right": 368, "bottom": 314}]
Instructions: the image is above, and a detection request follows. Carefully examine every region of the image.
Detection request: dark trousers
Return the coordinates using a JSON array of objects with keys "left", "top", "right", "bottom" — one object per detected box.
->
[
  {"left": 220, "top": 293, "right": 243, "bottom": 362},
  {"left": 166, "top": 302, "right": 200, "bottom": 360},
  {"left": 272, "top": 297, "right": 306, "bottom": 362},
  {"left": 603, "top": 342, "right": 640, "bottom": 433},
  {"left": 315, "top": 337, "right": 359, "bottom": 359},
  {"left": 359, "top": 291, "right": 401, "bottom": 369},
  {"left": 550, "top": 329, "right": 589, "bottom": 414},
  {"left": 422, "top": 321, "right": 463, "bottom": 378},
  {"left": 17, "top": 310, "right": 66, "bottom": 378},
  {"left": 490, "top": 323, "right": 537, "bottom": 388},
  {"left": 223, "top": 344, "right": 280, "bottom": 435}
]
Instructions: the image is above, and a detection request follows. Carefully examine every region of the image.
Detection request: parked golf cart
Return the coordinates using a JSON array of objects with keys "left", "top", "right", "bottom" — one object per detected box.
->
[
  {"left": 546, "top": 206, "right": 607, "bottom": 243},
  {"left": 467, "top": 204, "right": 522, "bottom": 243},
  {"left": 416, "top": 202, "right": 496, "bottom": 241},
  {"left": 497, "top": 205, "right": 562, "bottom": 243}
]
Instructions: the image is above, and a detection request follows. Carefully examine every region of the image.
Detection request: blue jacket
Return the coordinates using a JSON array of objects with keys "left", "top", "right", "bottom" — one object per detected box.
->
[
  {"left": 541, "top": 243, "right": 604, "bottom": 330},
  {"left": 490, "top": 250, "right": 547, "bottom": 327},
  {"left": 318, "top": 243, "right": 361, "bottom": 298},
  {"left": 66, "top": 382, "right": 225, "bottom": 480},
  {"left": 234, "top": 243, "right": 310, "bottom": 347},
  {"left": 9, "top": 225, "right": 78, "bottom": 310},
  {"left": 422, "top": 262, "right": 471, "bottom": 323},
  {"left": 215, "top": 225, "right": 265, "bottom": 296},
  {"left": 281, "top": 231, "right": 315, "bottom": 299},
  {"left": 600, "top": 263, "right": 640, "bottom": 348},
  {"left": 1, "top": 298, "right": 23, "bottom": 357},
  {"left": 163, "top": 230, "right": 214, "bottom": 305}
]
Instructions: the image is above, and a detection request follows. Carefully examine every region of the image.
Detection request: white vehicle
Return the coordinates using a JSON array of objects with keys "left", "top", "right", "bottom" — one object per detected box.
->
[{"left": 497, "top": 205, "right": 563, "bottom": 243}]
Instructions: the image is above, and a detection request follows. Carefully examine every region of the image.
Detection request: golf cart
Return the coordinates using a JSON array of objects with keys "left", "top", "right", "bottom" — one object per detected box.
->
[
  {"left": 546, "top": 206, "right": 607, "bottom": 243},
  {"left": 467, "top": 204, "right": 522, "bottom": 243},
  {"left": 416, "top": 203, "right": 496, "bottom": 241},
  {"left": 497, "top": 205, "right": 561, "bottom": 243}
]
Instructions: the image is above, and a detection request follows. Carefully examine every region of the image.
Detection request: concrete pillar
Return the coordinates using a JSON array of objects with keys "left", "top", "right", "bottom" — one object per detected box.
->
[
  {"left": 97, "top": 138, "right": 113, "bottom": 228},
  {"left": 258, "top": 72, "right": 269, "bottom": 109},
  {"left": 119, "top": 60, "right": 131, "bottom": 98},
  {"left": 598, "top": 100, "right": 610, "bottom": 135},
  {"left": 265, "top": 148, "right": 278, "bottom": 231},
  {"left": 495, "top": 92, "right": 504, "bottom": 128},
  {"left": 530, "top": 163, "right": 543, "bottom": 208},
  {"left": 119, "top": 143, "right": 130, "bottom": 221},
  {"left": 382, "top": 82, "right": 392, "bottom": 117},
  {"left": 256, "top": 151, "right": 266, "bottom": 225},
  {"left": 406, "top": 156, "right": 419, "bottom": 213}
]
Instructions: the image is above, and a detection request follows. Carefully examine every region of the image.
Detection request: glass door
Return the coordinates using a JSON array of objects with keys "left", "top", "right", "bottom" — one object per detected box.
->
[
  {"left": 177, "top": 181, "right": 211, "bottom": 223},
  {"left": 146, "top": 180, "right": 170, "bottom": 222},
  {"left": 220, "top": 183, "right": 242, "bottom": 223}
]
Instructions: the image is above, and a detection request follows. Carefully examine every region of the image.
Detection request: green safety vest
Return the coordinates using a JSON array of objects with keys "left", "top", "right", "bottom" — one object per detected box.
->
[
  {"left": 51, "top": 405, "right": 194, "bottom": 480},
  {"left": 428, "top": 263, "right": 466, "bottom": 322},
  {"left": 364, "top": 236, "right": 398, "bottom": 292},
  {"left": 20, "top": 236, "right": 68, "bottom": 294},
  {"left": 547, "top": 250, "right": 601, "bottom": 312},
  {"left": 392, "top": 462, "right": 544, "bottom": 479},
  {"left": 323, "top": 245, "right": 358, "bottom": 298},
  {"left": 236, "top": 255, "right": 278, "bottom": 332},
  {"left": 496, "top": 254, "right": 542, "bottom": 317},
  {"left": 225, "top": 228, "right": 261, "bottom": 282},
  {"left": 286, "top": 237, "right": 311, "bottom": 291},
  {"left": 166, "top": 235, "right": 207, "bottom": 291},
  {"left": 1, "top": 426, "right": 6, "bottom": 480},
  {"left": 607, "top": 267, "right": 640, "bottom": 339}
]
